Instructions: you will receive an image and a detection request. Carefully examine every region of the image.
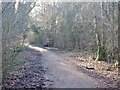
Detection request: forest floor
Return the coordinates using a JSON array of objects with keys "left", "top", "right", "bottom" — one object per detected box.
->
[
  {"left": 57, "top": 51, "right": 118, "bottom": 88},
  {"left": 3, "top": 44, "right": 118, "bottom": 88}
]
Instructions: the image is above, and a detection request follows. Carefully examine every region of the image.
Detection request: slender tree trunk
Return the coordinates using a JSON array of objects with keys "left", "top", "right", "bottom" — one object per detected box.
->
[
  {"left": 117, "top": 2, "right": 120, "bottom": 88},
  {"left": 93, "top": 3, "right": 101, "bottom": 61}
]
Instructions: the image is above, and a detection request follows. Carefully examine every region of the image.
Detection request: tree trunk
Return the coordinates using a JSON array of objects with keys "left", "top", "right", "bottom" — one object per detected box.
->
[{"left": 118, "top": 2, "right": 120, "bottom": 67}]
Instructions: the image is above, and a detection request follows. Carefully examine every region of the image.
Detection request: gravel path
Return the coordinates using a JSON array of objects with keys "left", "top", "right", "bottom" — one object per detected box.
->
[
  {"left": 28, "top": 45, "right": 102, "bottom": 88},
  {"left": 3, "top": 45, "right": 105, "bottom": 89}
]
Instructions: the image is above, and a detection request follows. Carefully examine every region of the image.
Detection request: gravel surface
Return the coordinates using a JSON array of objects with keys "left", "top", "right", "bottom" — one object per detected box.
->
[
  {"left": 29, "top": 45, "right": 102, "bottom": 88},
  {"left": 61, "top": 52, "right": 118, "bottom": 88},
  {"left": 3, "top": 45, "right": 117, "bottom": 89}
]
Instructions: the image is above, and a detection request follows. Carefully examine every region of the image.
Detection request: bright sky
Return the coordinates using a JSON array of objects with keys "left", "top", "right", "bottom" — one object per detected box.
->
[{"left": 1, "top": 0, "right": 119, "bottom": 2}]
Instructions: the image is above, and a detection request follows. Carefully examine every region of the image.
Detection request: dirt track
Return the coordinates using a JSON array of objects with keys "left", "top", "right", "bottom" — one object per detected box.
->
[
  {"left": 28, "top": 45, "right": 102, "bottom": 88},
  {"left": 4, "top": 45, "right": 106, "bottom": 88}
]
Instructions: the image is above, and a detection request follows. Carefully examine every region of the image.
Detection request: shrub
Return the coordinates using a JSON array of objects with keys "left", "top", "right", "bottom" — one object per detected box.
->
[{"left": 97, "top": 46, "right": 106, "bottom": 61}]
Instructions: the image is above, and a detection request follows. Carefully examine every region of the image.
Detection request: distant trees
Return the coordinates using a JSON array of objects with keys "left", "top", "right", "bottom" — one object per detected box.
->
[
  {"left": 2, "top": 1, "right": 119, "bottom": 71},
  {"left": 28, "top": 2, "right": 118, "bottom": 63}
]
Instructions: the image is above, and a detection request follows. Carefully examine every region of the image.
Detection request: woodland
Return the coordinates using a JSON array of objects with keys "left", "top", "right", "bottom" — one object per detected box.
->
[{"left": 1, "top": 1, "right": 119, "bottom": 88}]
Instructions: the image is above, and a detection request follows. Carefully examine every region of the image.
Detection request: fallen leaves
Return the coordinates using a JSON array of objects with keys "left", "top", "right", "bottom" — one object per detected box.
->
[
  {"left": 64, "top": 52, "right": 118, "bottom": 88},
  {"left": 3, "top": 49, "right": 53, "bottom": 89}
]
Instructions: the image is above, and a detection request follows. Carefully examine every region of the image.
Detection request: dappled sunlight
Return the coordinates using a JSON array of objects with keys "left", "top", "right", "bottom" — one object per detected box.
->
[
  {"left": 60, "top": 62, "right": 67, "bottom": 66},
  {"left": 58, "top": 61, "right": 73, "bottom": 69},
  {"left": 28, "top": 45, "right": 47, "bottom": 52},
  {"left": 45, "top": 47, "right": 58, "bottom": 50},
  {"left": 24, "top": 43, "right": 47, "bottom": 52}
]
